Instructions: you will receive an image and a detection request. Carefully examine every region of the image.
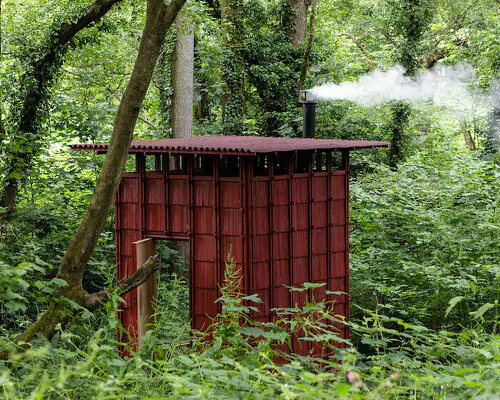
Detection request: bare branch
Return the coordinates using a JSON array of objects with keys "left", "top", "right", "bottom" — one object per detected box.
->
[
  {"left": 83, "top": 255, "right": 159, "bottom": 309},
  {"left": 336, "top": 32, "right": 374, "bottom": 72},
  {"left": 138, "top": 114, "right": 160, "bottom": 131}
]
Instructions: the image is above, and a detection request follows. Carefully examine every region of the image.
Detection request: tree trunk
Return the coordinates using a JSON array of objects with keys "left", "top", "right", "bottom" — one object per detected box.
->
[
  {"left": 0, "top": 0, "right": 4, "bottom": 137},
  {"left": 0, "top": 0, "right": 124, "bottom": 226},
  {"left": 297, "top": 0, "right": 317, "bottom": 100},
  {"left": 169, "top": 14, "right": 193, "bottom": 272},
  {"left": 157, "top": 44, "right": 170, "bottom": 136},
  {"left": 463, "top": 128, "right": 477, "bottom": 151},
  {"left": 485, "top": 107, "right": 500, "bottom": 154},
  {"left": 386, "top": 0, "right": 432, "bottom": 168},
  {"left": 288, "top": 0, "right": 308, "bottom": 48},
  {"left": 193, "top": 37, "right": 211, "bottom": 123},
  {"left": 221, "top": 0, "right": 245, "bottom": 134},
  {"left": 387, "top": 101, "right": 411, "bottom": 169},
  {"left": 0, "top": 0, "right": 185, "bottom": 360},
  {"left": 170, "top": 15, "right": 194, "bottom": 138}
]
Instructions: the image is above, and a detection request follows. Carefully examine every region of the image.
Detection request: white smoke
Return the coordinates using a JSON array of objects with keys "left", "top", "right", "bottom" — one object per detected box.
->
[{"left": 310, "top": 64, "right": 497, "bottom": 109}]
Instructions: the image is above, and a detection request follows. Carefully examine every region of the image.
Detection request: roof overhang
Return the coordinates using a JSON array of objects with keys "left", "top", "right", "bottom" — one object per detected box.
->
[{"left": 70, "top": 135, "right": 390, "bottom": 155}]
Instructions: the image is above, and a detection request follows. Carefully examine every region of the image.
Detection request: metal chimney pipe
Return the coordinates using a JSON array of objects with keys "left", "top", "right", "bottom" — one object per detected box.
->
[{"left": 299, "top": 90, "right": 318, "bottom": 138}]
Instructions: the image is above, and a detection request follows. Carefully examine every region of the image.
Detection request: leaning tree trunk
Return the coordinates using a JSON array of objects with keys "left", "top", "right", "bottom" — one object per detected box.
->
[
  {"left": 0, "top": 0, "right": 124, "bottom": 226},
  {"left": 0, "top": 0, "right": 186, "bottom": 360}
]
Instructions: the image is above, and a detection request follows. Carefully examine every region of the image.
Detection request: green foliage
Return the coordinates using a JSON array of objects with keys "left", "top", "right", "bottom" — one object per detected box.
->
[
  {"left": 379, "top": 0, "right": 434, "bottom": 76},
  {"left": 243, "top": 0, "right": 303, "bottom": 136},
  {"left": 0, "top": 270, "right": 498, "bottom": 399},
  {"left": 221, "top": 0, "right": 246, "bottom": 133},
  {"left": 0, "top": 0, "right": 130, "bottom": 188},
  {"left": 0, "top": 0, "right": 499, "bottom": 398},
  {"left": 350, "top": 140, "right": 499, "bottom": 330},
  {"left": 0, "top": 259, "right": 58, "bottom": 334}
]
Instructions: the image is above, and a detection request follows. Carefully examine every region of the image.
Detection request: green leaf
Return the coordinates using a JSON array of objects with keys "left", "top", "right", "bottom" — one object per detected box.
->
[
  {"left": 50, "top": 278, "right": 68, "bottom": 287},
  {"left": 240, "top": 326, "right": 265, "bottom": 337},
  {"left": 204, "top": 336, "right": 222, "bottom": 357},
  {"left": 8, "top": 171, "right": 22, "bottom": 180},
  {"left": 178, "top": 355, "right": 194, "bottom": 367},
  {"left": 336, "top": 383, "right": 350, "bottom": 397},
  {"left": 445, "top": 296, "right": 464, "bottom": 317},
  {"left": 5, "top": 289, "right": 24, "bottom": 300},
  {"left": 6, "top": 301, "right": 26, "bottom": 313},
  {"left": 303, "top": 282, "right": 326, "bottom": 289},
  {"left": 469, "top": 282, "right": 477, "bottom": 296},
  {"left": 471, "top": 303, "right": 495, "bottom": 319},
  {"left": 242, "top": 294, "right": 263, "bottom": 303}
]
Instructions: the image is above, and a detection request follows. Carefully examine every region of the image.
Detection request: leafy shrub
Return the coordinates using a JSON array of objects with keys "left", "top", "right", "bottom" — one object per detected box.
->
[{"left": 350, "top": 142, "right": 499, "bottom": 331}]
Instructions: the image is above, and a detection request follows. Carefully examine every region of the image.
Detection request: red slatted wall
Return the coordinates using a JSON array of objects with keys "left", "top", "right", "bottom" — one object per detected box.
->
[{"left": 115, "top": 151, "right": 349, "bottom": 354}]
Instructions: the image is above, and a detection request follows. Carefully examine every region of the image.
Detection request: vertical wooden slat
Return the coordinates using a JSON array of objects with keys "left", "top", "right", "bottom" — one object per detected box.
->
[
  {"left": 137, "top": 154, "right": 146, "bottom": 237},
  {"left": 326, "top": 151, "right": 332, "bottom": 329},
  {"left": 114, "top": 180, "right": 122, "bottom": 344},
  {"left": 268, "top": 159, "right": 275, "bottom": 319},
  {"left": 155, "top": 154, "right": 162, "bottom": 171},
  {"left": 342, "top": 150, "right": 350, "bottom": 341},
  {"left": 214, "top": 158, "right": 221, "bottom": 312},
  {"left": 286, "top": 155, "right": 296, "bottom": 353},
  {"left": 286, "top": 157, "right": 293, "bottom": 308},
  {"left": 188, "top": 155, "right": 195, "bottom": 329},
  {"left": 243, "top": 159, "right": 252, "bottom": 298},
  {"left": 307, "top": 152, "right": 313, "bottom": 300},
  {"left": 163, "top": 154, "right": 170, "bottom": 234},
  {"left": 240, "top": 159, "right": 248, "bottom": 301}
]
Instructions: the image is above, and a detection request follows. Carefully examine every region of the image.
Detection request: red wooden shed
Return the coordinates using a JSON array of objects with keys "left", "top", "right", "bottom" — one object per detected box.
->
[{"left": 72, "top": 135, "right": 389, "bottom": 354}]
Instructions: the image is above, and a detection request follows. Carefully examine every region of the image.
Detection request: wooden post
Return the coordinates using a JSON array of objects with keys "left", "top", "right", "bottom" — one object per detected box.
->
[{"left": 133, "top": 238, "right": 157, "bottom": 349}]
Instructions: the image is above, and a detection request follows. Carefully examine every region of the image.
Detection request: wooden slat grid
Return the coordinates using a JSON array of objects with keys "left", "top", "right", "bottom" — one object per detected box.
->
[{"left": 114, "top": 150, "right": 350, "bottom": 355}]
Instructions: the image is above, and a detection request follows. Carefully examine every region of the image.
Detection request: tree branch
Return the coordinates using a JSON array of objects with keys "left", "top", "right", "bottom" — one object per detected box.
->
[
  {"left": 0, "top": 256, "right": 160, "bottom": 361},
  {"left": 56, "top": 0, "right": 124, "bottom": 46},
  {"left": 83, "top": 255, "right": 159, "bottom": 308},
  {"left": 336, "top": 32, "right": 374, "bottom": 72},
  {"left": 421, "top": 48, "right": 447, "bottom": 69},
  {"left": 138, "top": 114, "right": 161, "bottom": 131}
]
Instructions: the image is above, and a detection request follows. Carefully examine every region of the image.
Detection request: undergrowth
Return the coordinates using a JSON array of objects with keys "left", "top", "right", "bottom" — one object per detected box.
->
[{"left": 0, "top": 257, "right": 498, "bottom": 399}]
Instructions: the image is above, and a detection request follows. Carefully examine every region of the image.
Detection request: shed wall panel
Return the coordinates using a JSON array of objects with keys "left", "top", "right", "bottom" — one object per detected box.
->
[{"left": 115, "top": 151, "right": 351, "bottom": 356}]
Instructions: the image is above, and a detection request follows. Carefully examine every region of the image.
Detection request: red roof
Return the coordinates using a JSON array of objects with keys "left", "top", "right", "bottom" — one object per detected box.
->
[{"left": 70, "top": 135, "right": 390, "bottom": 155}]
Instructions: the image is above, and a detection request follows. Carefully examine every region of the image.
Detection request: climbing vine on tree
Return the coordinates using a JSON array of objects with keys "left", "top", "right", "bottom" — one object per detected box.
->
[
  {"left": 221, "top": 0, "right": 246, "bottom": 134},
  {"left": 0, "top": 0, "right": 124, "bottom": 224},
  {"left": 379, "top": 0, "right": 434, "bottom": 167}
]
